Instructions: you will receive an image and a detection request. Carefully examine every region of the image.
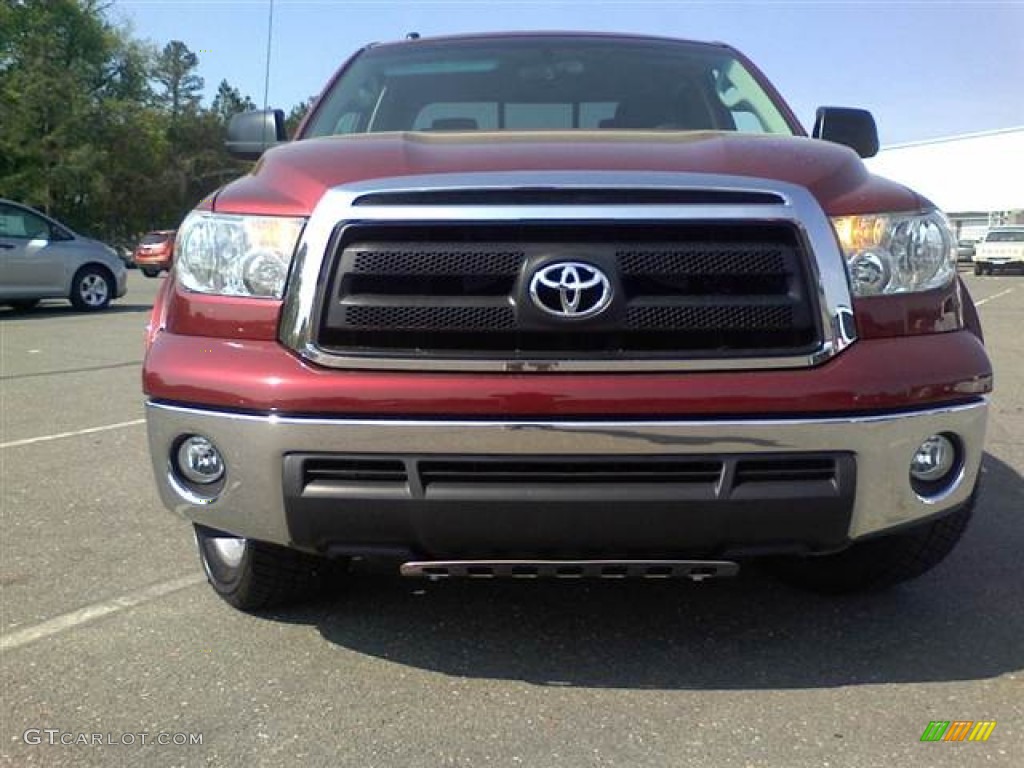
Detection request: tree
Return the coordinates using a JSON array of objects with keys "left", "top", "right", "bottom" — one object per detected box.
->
[
  {"left": 285, "top": 96, "right": 316, "bottom": 137},
  {"left": 211, "top": 79, "right": 256, "bottom": 125},
  {"left": 152, "top": 40, "right": 203, "bottom": 119},
  {"left": 0, "top": 0, "right": 126, "bottom": 220},
  {"left": 102, "top": 36, "right": 152, "bottom": 103},
  {"left": 0, "top": 3, "right": 317, "bottom": 243}
]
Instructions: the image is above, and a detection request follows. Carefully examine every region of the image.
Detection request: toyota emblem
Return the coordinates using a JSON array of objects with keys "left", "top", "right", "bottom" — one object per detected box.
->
[{"left": 528, "top": 261, "right": 612, "bottom": 319}]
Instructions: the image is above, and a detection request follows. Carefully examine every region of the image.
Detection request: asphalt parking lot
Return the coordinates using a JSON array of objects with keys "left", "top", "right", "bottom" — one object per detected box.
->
[{"left": 1, "top": 269, "right": 1021, "bottom": 767}]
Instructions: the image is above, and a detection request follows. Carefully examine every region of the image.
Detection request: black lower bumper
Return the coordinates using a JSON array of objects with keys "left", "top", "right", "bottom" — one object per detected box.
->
[{"left": 282, "top": 452, "right": 856, "bottom": 558}]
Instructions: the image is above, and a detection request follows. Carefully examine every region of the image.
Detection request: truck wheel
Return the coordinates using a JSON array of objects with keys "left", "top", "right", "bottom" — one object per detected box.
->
[
  {"left": 974, "top": 263, "right": 984, "bottom": 276},
  {"left": 141, "top": 267, "right": 161, "bottom": 278},
  {"left": 69, "top": 266, "right": 112, "bottom": 311},
  {"left": 194, "top": 525, "right": 345, "bottom": 611},
  {"left": 767, "top": 492, "right": 975, "bottom": 594}
]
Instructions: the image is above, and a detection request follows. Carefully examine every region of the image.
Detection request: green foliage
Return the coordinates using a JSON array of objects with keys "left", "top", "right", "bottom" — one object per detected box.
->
[
  {"left": 153, "top": 40, "right": 203, "bottom": 119},
  {"left": 212, "top": 79, "right": 256, "bottom": 125},
  {"left": 285, "top": 96, "right": 316, "bottom": 138},
  {"left": 0, "top": 0, "right": 305, "bottom": 245}
]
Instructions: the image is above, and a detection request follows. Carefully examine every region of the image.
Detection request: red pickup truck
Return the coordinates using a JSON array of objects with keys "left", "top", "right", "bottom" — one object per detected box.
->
[{"left": 144, "top": 33, "right": 991, "bottom": 611}]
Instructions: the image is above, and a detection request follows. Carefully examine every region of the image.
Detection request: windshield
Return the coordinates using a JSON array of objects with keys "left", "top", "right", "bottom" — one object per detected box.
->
[
  {"left": 303, "top": 38, "right": 796, "bottom": 137},
  {"left": 986, "top": 229, "right": 1024, "bottom": 242}
]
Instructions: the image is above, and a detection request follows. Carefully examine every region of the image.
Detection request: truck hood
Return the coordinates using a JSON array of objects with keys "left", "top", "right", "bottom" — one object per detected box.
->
[{"left": 212, "top": 131, "right": 922, "bottom": 217}]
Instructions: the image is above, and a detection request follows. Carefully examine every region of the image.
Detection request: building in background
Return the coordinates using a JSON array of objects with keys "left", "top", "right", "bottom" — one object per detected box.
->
[{"left": 866, "top": 127, "right": 1024, "bottom": 242}]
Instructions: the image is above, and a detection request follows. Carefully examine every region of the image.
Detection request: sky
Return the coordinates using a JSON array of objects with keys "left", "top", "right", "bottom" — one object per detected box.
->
[{"left": 107, "top": 0, "right": 1024, "bottom": 146}]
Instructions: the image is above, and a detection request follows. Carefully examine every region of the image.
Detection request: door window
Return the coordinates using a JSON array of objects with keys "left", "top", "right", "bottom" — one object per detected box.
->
[{"left": 0, "top": 204, "right": 51, "bottom": 240}]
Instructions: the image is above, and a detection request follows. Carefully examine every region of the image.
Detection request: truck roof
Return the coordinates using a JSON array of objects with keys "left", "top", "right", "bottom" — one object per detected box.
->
[{"left": 369, "top": 30, "right": 733, "bottom": 52}]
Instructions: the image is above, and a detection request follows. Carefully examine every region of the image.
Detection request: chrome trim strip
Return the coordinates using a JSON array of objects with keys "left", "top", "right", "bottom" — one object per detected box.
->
[
  {"left": 146, "top": 399, "right": 987, "bottom": 545},
  {"left": 915, "top": 457, "right": 968, "bottom": 507},
  {"left": 166, "top": 466, "right": 219, "bottom": 506},
  {"left": 279, "top": 171, "right": 855, "bottom": 372}
]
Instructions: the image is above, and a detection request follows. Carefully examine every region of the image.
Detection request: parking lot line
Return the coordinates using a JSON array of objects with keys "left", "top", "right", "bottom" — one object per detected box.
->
[
  {"left": 0, "top": 419, "right": 146, "bottom": 449},
  {"left": 975, "top": 287, "right": 1016, "bottom": 306},
  {"left": 0, "top": 360, "right": 143, "bottom": 382},
  {"left": 0, "top": 575, "right": 205, "bottom": 652}
]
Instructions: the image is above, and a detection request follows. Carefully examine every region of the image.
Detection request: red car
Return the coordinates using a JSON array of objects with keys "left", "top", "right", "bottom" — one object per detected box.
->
[
  {"left": 132, "top": 230, "right": 175, "bottom": 277},
  {"left": 144, "top": 33, "right": 991, "bottom": 611}
]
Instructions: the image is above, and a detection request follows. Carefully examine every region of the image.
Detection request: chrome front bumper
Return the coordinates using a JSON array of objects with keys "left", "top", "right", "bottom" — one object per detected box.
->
[{"left": 146, "top": 400, "right": 988, "bottom": 548}]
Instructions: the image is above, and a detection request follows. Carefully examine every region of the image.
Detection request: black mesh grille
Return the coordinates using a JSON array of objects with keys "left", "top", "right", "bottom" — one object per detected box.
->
[
  {"left": 626, "top": 304, "right": 795, "bottom": 331},
  {"left": 343, "top": 305, "right": 516, "bottom": 330},
  {"left": 619, "top": 246, "right": 788, "bottom": 275},
  {"left": 316, "top": 221, "right": 820, "bottom": 360},
  {"left": 351, "top": 248, "right": 523, "bottom": 276}
]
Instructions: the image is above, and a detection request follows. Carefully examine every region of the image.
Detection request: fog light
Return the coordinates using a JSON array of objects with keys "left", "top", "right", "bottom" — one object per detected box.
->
[
  {"left": 910, "top": 434, "right": 957, "bottom": 485},
  {"left": 176, "top": 435, "right": 225, "bottom": 485}
]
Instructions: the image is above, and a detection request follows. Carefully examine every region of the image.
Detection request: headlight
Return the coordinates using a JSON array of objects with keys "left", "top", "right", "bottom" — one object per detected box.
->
[
  {"left": 175, "top": 212, "right": 305, "bottom": 298},
  {"left": 831, "top": 211, "right": 955, "bottom": 296}
]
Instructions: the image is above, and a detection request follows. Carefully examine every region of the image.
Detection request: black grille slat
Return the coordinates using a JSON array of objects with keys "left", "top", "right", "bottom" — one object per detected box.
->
[
  {"left": 419, "top": 459, "right": 723, "bottom": 486},
  {"left": 294, "top": 455, "right": 841, "bottom": 496},
  {"left": 735, "top": 459, "right": 838, "bottom": 485},
  {"left": 318, "top": 220, "right": 820, "bottom": 360},
  {"left": 304, "top": 459, "right": 408, "bottom": 485}
]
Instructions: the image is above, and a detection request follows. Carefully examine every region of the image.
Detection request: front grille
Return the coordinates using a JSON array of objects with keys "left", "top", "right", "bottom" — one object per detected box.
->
[
  {"left": 418, "top": 458, "right": 724, "bottom": 487},
  {"left": 294, "top": 454, "right": 844, "bottom": 497},
  {"left": 316, "top": 221, "right": 820, "bottom": 360},
  {"left": 283, "top": 452, "right": 857, "bottom": 556}
]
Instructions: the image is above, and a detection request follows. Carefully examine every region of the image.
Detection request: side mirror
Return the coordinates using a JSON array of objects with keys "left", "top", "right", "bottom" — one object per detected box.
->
[
  {"left": 226, "top": 109, "right": 288, "bottom": 160},
  {"left": 812, "top": 107, "right": 879, "bottom": 159}
]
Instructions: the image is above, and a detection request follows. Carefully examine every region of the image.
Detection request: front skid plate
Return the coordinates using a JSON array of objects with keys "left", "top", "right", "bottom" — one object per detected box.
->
[{"left": 401, "top": 559, "right": 739, "bottom": 581}]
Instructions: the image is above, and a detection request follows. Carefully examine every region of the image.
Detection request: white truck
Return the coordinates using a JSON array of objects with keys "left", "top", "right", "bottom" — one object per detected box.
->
[{"left": 974, "top": 226, "right": 1024, "bottom": 275}]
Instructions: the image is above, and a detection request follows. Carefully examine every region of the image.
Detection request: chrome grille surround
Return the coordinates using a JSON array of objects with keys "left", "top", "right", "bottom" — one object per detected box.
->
[{"left": 279, "top": 171, "right": 856, "bottom": 372}]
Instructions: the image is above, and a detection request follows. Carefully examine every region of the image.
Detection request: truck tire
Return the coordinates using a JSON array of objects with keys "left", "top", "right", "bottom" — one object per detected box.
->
[
  {"left": 141, "top": 267, "right": 161, "bottom": 278},
  {"left": 194, "top": 525, "right": 345, "bottom": 611},
  {"left": 767, "top": 491, "right": 976, "bottom": 594},
  {"left": 974, "top": 263, "right": 984, "bottom": 276}
]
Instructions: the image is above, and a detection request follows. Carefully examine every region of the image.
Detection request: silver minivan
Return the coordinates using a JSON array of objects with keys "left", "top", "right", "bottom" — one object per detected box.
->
[{"left": 0, "top": 199, "right": 127, "bottom": 311}]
